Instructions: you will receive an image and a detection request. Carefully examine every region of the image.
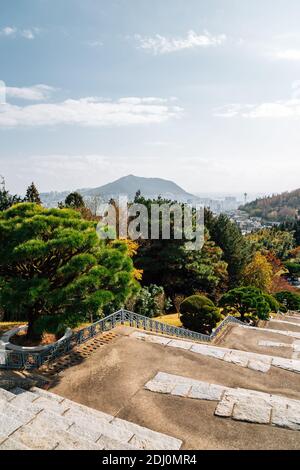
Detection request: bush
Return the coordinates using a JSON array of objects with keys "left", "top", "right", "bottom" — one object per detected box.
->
[
  {"left": 263, "top": 293, "right": 281, "bottom": 313},
  {"left": 274, "top": 291, "right": 300, "bottom": 311},
  {"left": 179, "top": 295, "right": 221, "bottom": 334},
  {"left": 285, "top": 262, "right": 300, "bottom": 277}
]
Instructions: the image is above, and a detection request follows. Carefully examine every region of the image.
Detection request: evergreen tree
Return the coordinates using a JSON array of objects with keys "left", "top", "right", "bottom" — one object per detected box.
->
[
  {"left": 0, "top": 177, "right": 22, "bottom": 210},
  {"left": 25, "top": 182, "right": 41, "bottom": 204},
  {"left": 0, "top": 188, "right": 21, "bottom": 211},
  {"left": 133, "top": 195, "right": 228, "bottom": 300},
  {"left": 209, "top": 214, "right": 253, "bottom": 287},
  {"left": 0, "top": 203, "right": 138, "bottom": 340},
  {"left": 65, "top": 192, "right": 85, "bottom": 209}
]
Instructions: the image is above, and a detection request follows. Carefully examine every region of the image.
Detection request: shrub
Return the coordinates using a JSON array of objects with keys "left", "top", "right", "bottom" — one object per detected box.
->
[
  {"left": 274, "top": 291, "right": 300, "bottom": 311},
  {"left": 262, "top": 293, "right": 281, "bottom": 313},
  {"left": 179, "top": 295, "right": 221, "bottom": 334}
]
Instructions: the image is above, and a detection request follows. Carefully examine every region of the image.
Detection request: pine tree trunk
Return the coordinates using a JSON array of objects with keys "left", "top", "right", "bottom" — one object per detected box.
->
[{"left": 26, "top": 313, "right": 41, "bottom": 341}]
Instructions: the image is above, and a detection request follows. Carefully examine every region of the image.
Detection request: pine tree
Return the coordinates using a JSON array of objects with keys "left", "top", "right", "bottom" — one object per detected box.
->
[
  {"left": 65, "top": 192, "right": 85, "bottom": 209},
  {"left": 25, "top": 182, "right": 42, "bottom": 204},
  {"left": 210, "top": 214, "right": 253, "bottom": 287},
  {"left": 0, "top": 203, "right": 138, "bottom": 340}
]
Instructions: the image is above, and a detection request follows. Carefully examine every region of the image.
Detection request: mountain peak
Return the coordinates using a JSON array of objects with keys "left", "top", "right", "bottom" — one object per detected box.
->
[{"left": 41, "top": 175, "right": 199, "bottom": 206}]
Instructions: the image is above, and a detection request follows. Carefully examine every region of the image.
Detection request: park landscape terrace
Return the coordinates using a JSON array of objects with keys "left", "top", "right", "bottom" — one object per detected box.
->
[{"left": 1, "top": 0, "right": 300, "bottom": 454}]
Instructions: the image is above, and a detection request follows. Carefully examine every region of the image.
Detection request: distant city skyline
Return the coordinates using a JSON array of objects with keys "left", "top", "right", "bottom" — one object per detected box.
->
[{"left": 1, "top": 0, "right": 300, "bottom": 195}]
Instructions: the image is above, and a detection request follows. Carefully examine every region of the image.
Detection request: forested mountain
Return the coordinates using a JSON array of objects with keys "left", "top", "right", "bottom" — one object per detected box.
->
[
  {"left": 41, "top": 175, "right": 198, "bottom": 207},
  {"left": 241, "top": 188, "right": 300, "bottom": 222}
]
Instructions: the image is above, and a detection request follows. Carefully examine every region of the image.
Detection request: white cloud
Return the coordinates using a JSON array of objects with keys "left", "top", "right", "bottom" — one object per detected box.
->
[
  {"left": 135, "top": 30, "right": 226, "bottom": 55},
  {"left": 6, "top": 84, "right": 56, "bottom": 101},
  {"left": 214, "top": 99, "right": 300, "bottom": 119},
  {"left": 84, "top": 40, "right": 103, "bottom": 47},
  {"left": 0, "top": 26, "right": 17, "bottom": 37},
  {"left": 274, "top": 49, "right": 300, "bottom": 61},
  {"left": 0, "top": 26, "right": 40, "bottom": 40},
  {"left": 214, "top": 82, "right": 300, "bottom": 119},
  {"left": 0, "top": 96, "right": 183, "bottom": 128}
]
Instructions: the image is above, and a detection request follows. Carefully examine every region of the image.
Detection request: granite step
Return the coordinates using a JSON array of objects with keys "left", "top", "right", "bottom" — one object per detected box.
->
[{"left": 0, "top": 387, "right": 182, "bottom": 450}]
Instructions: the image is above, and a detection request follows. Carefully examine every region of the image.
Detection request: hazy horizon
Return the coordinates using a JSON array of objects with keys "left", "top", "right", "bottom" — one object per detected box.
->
[{"left": 1, "top": 0, "right": 300, "bottom": 195}]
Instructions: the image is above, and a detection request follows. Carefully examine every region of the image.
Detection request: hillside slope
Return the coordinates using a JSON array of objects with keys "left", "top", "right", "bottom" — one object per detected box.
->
[{"left": 241, "top": 188, "right": 300, "bottom": 221}]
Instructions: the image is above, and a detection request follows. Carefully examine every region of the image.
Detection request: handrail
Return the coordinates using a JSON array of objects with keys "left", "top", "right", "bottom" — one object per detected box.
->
[{"left": 0, "top": 309, "right": 245, "bottom": 370}]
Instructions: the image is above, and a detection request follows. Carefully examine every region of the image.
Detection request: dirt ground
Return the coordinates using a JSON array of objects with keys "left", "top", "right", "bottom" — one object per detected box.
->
[
  {"left": 267, "top": 320, "right": 300, "bottom": 333},
  {"left": 50, "top": 326, "right": 300, "bottom": 450},
  {"left": 277, "top": 316, "right": 300, "bottom": 325},
  {"left": 217, "top": 324, "right": 295, "bottom": 359}
]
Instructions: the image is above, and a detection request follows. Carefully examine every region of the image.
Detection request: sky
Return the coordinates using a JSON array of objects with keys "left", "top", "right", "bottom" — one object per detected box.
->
[{"left": 1, "top": 0, "right": 300, "bottom": 197}]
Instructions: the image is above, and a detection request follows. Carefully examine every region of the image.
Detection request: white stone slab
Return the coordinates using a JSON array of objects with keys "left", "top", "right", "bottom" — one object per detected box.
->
[
  {"left": 0, "top": 437, "right": 31, "bottom": 450},
  {"left": 248, "top": 360, "right": 271, "bottom": 373},
  {"left": 224, "top": 352, "right": 249, "bottom": 367},
  {"left": 97, "top": 435, "right": 136, "bottom": 450},
  {"left": 188, "top": 382, "right": 216, "bottom": 401},
  {"left": 145, "top": 380, "right": 175, "bottom": 394},
  {"left": 12, "top": 427, "right": 59, "bottom": 450},
  {"left": 0, "top": 413, "right": 23, "bottom": 440},
  {"left": 214, "top": 394, "right": 235, "bottom": 417},
  {"left": 171, "top": 383, "right": 191, "bottom": 397},
  {"left": 232, "top": 399, "right": 271, "bottom": 424},
  {"left": 0, "top": 388, "right": 15, "bottom": 401},
  {"left": 168, "top": 339, "right": 193, "bottom": 350},
  {"left": 112, "top": 417, "right": 182, "bottom": 450},
  {"left": 258, "top": 340, "right": 289, "bottom": 348}
]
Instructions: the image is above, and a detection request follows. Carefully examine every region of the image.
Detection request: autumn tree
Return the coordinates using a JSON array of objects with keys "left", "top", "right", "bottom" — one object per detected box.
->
[
  {"left": 246, "top": 228, "right": 294, "bottom": 260},
  {"left": 241, "top": 252, "right": 273, "bottom": 292}
]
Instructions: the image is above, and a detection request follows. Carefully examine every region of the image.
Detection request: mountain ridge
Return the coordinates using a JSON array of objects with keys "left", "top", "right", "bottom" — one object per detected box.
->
[{"left": 41, "top": 174, "right": 199, "bottom": 207}]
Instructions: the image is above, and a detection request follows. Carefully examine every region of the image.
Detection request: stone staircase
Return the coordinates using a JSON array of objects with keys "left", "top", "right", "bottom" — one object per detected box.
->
[
  {"left": 39, "top": 331, "right": 118, "bottom": 376},
  {"left": 0, "top": 386, "right": 182, "bottom": 450}
]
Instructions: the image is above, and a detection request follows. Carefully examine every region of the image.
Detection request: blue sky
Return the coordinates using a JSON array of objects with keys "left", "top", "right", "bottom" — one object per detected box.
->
[{"left": 1, "top": 0, "right": 300, "bottom": 196}]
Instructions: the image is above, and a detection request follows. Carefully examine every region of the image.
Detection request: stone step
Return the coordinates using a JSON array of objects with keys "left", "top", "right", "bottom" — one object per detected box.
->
[
  {"left": 0, "top": 437, "right": 31, "bottom": 450},
  {"left": 0, "top": 398, "right": 39, "bottom": 424},
  {"left": 0, "top": 412, "right": 23, "bottom": 440},
  {"left": 132, "top": 331, "right": 300, "bottom": 375},
  {"left": 145, "top": 372, "right": 300, "bottom": 432},
  {"left": 0, "top": 386, "right": 182, "bottom": 450},
  {"left": 0, "top": 388, "right": 16, "bottom": 401}
]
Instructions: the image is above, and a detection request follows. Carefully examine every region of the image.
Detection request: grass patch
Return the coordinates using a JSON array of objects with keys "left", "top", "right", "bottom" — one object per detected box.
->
[
  {"left": 0, "top": 322, "right": 24, "bottom": 335},
  {"left": 155, "top": 313, "right": 182, "bottom": 328}
]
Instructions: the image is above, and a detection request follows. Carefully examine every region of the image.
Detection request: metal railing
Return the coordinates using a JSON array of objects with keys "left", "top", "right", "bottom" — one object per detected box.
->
[{"left": 0, "top": 309, "right": 245, "bottom": 370}]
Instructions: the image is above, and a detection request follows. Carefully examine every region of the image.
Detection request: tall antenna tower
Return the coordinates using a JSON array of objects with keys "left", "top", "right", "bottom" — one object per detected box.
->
[
  {"left": 244, "top": 192, "right": 248, "bottom": 205},
  {"left": 0, "top": 175, "right": 5, "bottom": 191}
]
